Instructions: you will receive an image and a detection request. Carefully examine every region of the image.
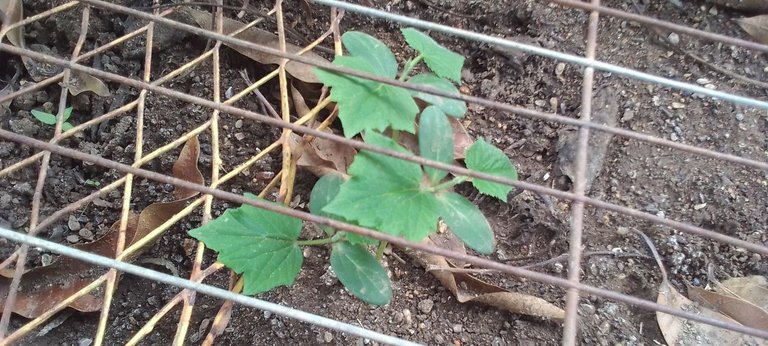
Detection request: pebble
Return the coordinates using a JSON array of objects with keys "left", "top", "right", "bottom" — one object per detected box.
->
[
  {"left": 616, "top": 226, "right": 629, "bottom": 235},
  {"left": 68, "top": 215, "right": 82, "bottom": 231},
  {"left": 735, "top": 113, "right": 744, "bottom": 122},
  {"left": 78, "top": 338, "right": 93, "bottom": 346},
  {"left": 555, "top": 63, "right": 566, "bottom": 77},
  {"left": 66, "top": 234, "right": 80, "bottom": 243},
  {"left": 670, "top": 133, "right": 678, "bottom": 141},
  {"left": 402, "top": 309, "right": 412, "bottom": 325},
  {"left": 452, "top": 324, "right": 463, "bottom": 333},
  {"left": 671, "top": 102, "right": 685, "bottom": 109},
  {"left": 667, "top": 33, "right": 680, "bottom": 45},
  {"left": 234, "top": 133, "right": 245, "bottom": 141},
  {"left": 620, "top": 109, "right": 635, "bottom": 122},
  {"left": 235, "top": 119, "right": 243, "bottom": 128},
  {"left": 13, "top": 182, "right": 34, "bottom": 196},
  {"left": 79, "top": 228, "right": 94, "bottom": 241},
  {"left": 417, "top": 299, "right": 434, "bottom": 314},
  {"left": 323, "top": 331, "right": 333, "bottom": 343}
]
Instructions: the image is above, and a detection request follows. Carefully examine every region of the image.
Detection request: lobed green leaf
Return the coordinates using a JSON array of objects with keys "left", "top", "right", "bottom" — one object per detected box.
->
[
  {"left": 419, "top": 106, "right": 453, "bottom": 183},
  {"left": 464, "top": 139, "right": 518, "bottom": 201},
  {"left": 323, "top": 132, "right": 441, "bottom": 241},
  {"left": 341, "top": 31, "right": 398, "bottom": 78},
  {"left": 401, "top": 28, "right": 464, "bottom": 83},
  {"left": 331, "top": 242, "right": 392, "bottom": 305},
  {"left": 408, "top": 73, "right": 467, "bottom": 118},
  {"left": 188, "top": 194, "right": 303, "bottom": 295},
  {"left": 309, "top": 174, "right": 378, "bottom": 245}
]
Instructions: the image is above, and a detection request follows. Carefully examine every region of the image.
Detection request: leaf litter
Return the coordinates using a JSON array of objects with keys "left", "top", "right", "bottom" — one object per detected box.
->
[{"left": 0, "top": 137, "right": 203, "bottom": 318}]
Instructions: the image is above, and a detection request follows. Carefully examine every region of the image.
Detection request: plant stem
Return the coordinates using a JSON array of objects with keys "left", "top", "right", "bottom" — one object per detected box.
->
[
  {"left": 398, "top": 54, "right": 424, "bottom": 81},
  {"left": 428, "top": 176, "right": 468, "bottom": 192},
  {"left": 296, "top": 237, "right": 337, "bottom": 246},
  {"left": 375, "top": 240, "right": 388, "bottom": 261}
]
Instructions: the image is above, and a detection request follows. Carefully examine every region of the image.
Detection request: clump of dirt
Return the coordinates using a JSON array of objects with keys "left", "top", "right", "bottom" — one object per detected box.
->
[{"left": 0, "top": 0, "right": 766, "bottom": 344}]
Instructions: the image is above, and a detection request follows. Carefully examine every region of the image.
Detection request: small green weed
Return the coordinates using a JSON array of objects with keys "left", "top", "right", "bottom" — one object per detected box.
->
[
  {"left": 189, "top": 28, "right": 517, "bottom": 305},
  {"left": 30, "top": 107, "right": 75, "bottom": 132}
]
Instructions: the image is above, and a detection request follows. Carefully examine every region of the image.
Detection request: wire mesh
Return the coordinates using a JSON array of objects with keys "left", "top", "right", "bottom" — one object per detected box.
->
[{"left": 0, "top": 0, "right": 766, "bottom": 345}]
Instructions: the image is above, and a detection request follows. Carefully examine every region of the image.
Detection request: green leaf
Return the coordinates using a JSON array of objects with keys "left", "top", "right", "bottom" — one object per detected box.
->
[
  {"left": 323, "top": 132, "right": 441, "bottom": 241},
  {"left": 401, "top": 28, "right": 464, "bottom": 83},
  {"left": 63, "top": 107, "right": 73, "bottom": 121},
  {"left": 188, "top": 194, "right": 303, "bottom": 295},
  {"left": 30, "top": 109, "right": 57, "bottom": 125},
  {"left": 437, "top": 192, "right": 494, "bottom": 254},
  {"left": 309, "top": 174, "right": 378, "bottom": 245},
  {"left": 419, "top": 106, "right": 453, "bottom": 183},
  {"left": 331, "top": 242, "right": 392, "bottom": 305},
  {"left": 465, "top": 139, "right": 518, "bottom": 201},
  {"left": 408, "top": 73, "right": 466, "bottom": 117},
  {"left": 315, "top": 56, "right": 419, "bottom": 138},
  {"left": 62, "top": 122, "right": 74, "bottom": 132},
  {"left": 341, "top": 31, "right": 398, "bottom": 78}
]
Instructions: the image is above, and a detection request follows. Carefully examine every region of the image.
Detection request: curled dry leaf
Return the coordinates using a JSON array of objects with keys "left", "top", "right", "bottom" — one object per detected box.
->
[
  {"left": 0, "top": 0, "right": 23, "bottom": 47},
  {"left": 404, "top": 237, "right": 565, "bottom": 321},
  {"left": 737, "top": 15, "right": 768, "bottom": 44},
  {"left": 289, "top": 131, "right": 356, "bottom": 176},
  {"left": 450, "top": 117, "right": 472, "bottom": 160},
  {"left": 687, "top": 283, "right": 768, "bottom": 330},
  {"left": 0, "top": 137, "right": 203, "bottom": 318},
  {"left": 67, "top": 70, "right": 110, "bottom": 97},
  {"left": 184, "top": 8, "right": 327, "bottom": 84}
]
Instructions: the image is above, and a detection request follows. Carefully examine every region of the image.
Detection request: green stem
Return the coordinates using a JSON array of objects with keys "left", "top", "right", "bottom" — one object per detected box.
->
[
  {"left": 428, "top": 176, "right": 468, "bottom": 192},
  {"left": 398, "top": 54, "right": 424, "bottom": 81},
  {"left": 375, "top": 241, "right": 388, "bottom": 261},
  {"left": 296, "top": 237, "right": 337, "bottom": 246}
]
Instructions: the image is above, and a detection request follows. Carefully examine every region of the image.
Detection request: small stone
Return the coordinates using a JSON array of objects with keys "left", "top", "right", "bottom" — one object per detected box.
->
[
  {"left": 41, "top": 253, "right": 53, "bottom": 266},
  {"left": 709, "top": 7, "right": 718, "bottom": 15},
  {"left": 671, "top": 102, "right": 685, "bottom": 109},
  {"left": 79, "top": 228, "right": 94, "bottom": 241},
  {"left": 13, "top": 182, "right": 34, "bottom": 196},
  {"left": 234, "top": 133, "right": 245, "bottom": 141},
  {"left": 235, "top": 119, "right": 243, "bottom": 128},
  {"left": 263, "top": 311, "right": 272, "bottom": 319},
  {"left": 667, "top": 33, "right": 680, "bottom": 45},
  {"left": 78, "top": 338, "right": 93, "bottom": 346},
  {"left": 704, "top": 83, "right": 716, "bottom": 89},
  {"left": 693, "top": 203, "right": 707, "bottom": 210},
  {"left": 616, "top": 226, "right": 629, "bottom": 236},
  {"left": 402, "top": 309, "right": 412, "bottom": 325},
  {"left": 555, "top": 63, "right": 566, "bottom": 77},
  {"left": 323, "top": 331, "right": 333, "bottom": 343},
  {"left": 534, "top": 99, "right": 546, "bottom": 107},
  {"left": 452, "top": 324, "right": 463, "bottom": 333},
  {"left": 620, "top": 109, "right": 635, "bottom": 122},
  {"left": 66, "top": 234, "right": 80, "bottom": 243},
  {"left": 670, "top": 133, "right": 678, "bottom": 141},
  {"left": 68, "top": 215, "right": 81, "bottom": 231},
  {"left": 417, "top": 299, "right": 434, "bottom": 314},
  {"left": 735, "top": 113, "right": 744, "bottom": 122},
  {"left": 696, "top": 78, "right": 711, "bottom": 85}
]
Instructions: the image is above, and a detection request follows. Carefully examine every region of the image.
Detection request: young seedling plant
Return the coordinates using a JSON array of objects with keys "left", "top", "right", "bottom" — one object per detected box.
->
[
  {"left": 189, "top": 28, "right": 517, "bottom": 305},
  {"left": 30, "top": 106, "right": 75, "bottom": 132}
]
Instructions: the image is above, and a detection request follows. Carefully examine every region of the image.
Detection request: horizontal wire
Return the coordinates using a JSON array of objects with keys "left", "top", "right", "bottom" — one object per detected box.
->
[
  {"left": 313, "top": 0, "right": 768, "bottom": 109},
  {"left": 0, "top": 226, "right": 421, "bottom": 346},
  {"left": 0, "top": 45, "right": 764, "bottom": 256},
  {"left": 63, "top": 0, "right": 768, "bottom": 173},
  {"left": 2, "top": 129, "right": 768, "bottom": 341}
]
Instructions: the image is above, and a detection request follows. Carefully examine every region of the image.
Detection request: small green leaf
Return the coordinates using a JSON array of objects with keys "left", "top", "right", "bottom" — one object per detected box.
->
[
  {"left": 437, "top": 192, "right": 494, "bottom": 254},
  {"left": 309, "top": 174, "right": 378, "bottom": 245},
  {"left": 30, "top": 109, "right": 57, "bottom": 125},
  {"left": 63, "top": 107, "right": 73, "bottom": 121},
  {"left": 408, "top": 73, "right": 466, "bottom": 117},
  {"left": 188, "top": 194, "right": 303, "bottom": 295},
  {"left": 62, "top": 122, "right": 74, "bottom": 132},
  {"left": 401, "top": 28, "right": 464, "bottom": 83},
  {"left": 465, "top": 139, "right": 517, "bottom": 201},
  {"left": 323, "top": 132, "right": 441, "bottom": 241},
  {"left": 331, "top": 241, "right": 392, "bottom": 305},
  {"left": 419, "top": 106, "right": 453, "bottom": 183},
  {"left": 341, "top": 31, "right": 398, "bottom": 78},
  {"left": 315, "top": 56, "right": 419, "bottom": 138}
]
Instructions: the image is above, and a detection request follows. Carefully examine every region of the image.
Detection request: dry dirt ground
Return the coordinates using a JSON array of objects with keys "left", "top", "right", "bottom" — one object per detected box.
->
[{"left": 0, "top": 0, "right": 766, "bottom": 345}]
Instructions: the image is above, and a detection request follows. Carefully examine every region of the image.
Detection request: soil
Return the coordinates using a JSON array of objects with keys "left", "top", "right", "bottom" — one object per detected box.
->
[{"left": 1, "top": 0, "right": 766, "bottom": 345}]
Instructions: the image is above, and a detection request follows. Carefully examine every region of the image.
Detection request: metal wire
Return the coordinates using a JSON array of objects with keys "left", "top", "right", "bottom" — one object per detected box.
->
[{"left": 0, "top": 227, "right": 421, "bottom": 346}]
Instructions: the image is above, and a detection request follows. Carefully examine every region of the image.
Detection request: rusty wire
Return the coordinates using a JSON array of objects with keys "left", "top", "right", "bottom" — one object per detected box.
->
[{"left": 0, "top": 0, "right": 767, "bottom": 345}]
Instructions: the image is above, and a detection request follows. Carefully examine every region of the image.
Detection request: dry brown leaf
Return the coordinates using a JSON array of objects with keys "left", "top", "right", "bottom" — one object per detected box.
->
[
  {"left": 289, "top": 131, "right": 356, "bottom": 176},
  {"left": 67, "top": 70, "right": 110, "bottom": 97},
  {"left": 405, "top": 237, "right": 565, "bottom": 321},
  {"left": 0, "top": 137, "right": 203, "bottom": 318},
  {"left": 184, "top": 8, "right": 327, "bottom": 84},
  {"left": 0, "top": 0, "right": 24, "bottom": 48},
  {"left": 707, "top": 0, "right": 768, "bottom": 11},
  {"left": 450, "top": 117, "right": 472, "bottom": 160},
  {"left": 657, "top": 279, "right": 765, "bottom": 345},
  {"left": 687, "top": 284, "right": 768, "bottom": 330},
  {"left": 737, "top": 15, "right": 768, "bottom": 44},
  {"left": 718, "top": 275, "right": 768, "bottom": 309}
]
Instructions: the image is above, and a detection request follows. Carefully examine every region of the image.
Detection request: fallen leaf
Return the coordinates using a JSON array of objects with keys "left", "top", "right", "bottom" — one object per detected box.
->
[
  {"left": 0, "top": 137, "right": 203, "bottom": 317},
  {"left": 67, "top": 70, "right": 110, "bottom": 97},
  {"left": 450, "top": 117, "right": 472, "bottom": 160},
  {"left": 707, "top": 0, "right": 768, "bottom": 11},
  {"left": 737, "top": 15, "right": 768, "bottom": 44},
  {"left": 555, "top": 87, "right": 618, "bottom": 193},
  {"left": 0, "top": 0, "right": 24, "bottom": 48},
  {"left": 657, "top": 278, "right": 764, "bottom": 345},
  {"left": 183, "top": 8, "right": 327, "bottom": 84},
  {"left": 687, "top": 284, "right": 768, "bottom": 330},
  {"left": 718, "top": 275, "right": 768, "bottom": 310},
  {"left": 404, "top": 237, "right": 565, "bottom": 321}
]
